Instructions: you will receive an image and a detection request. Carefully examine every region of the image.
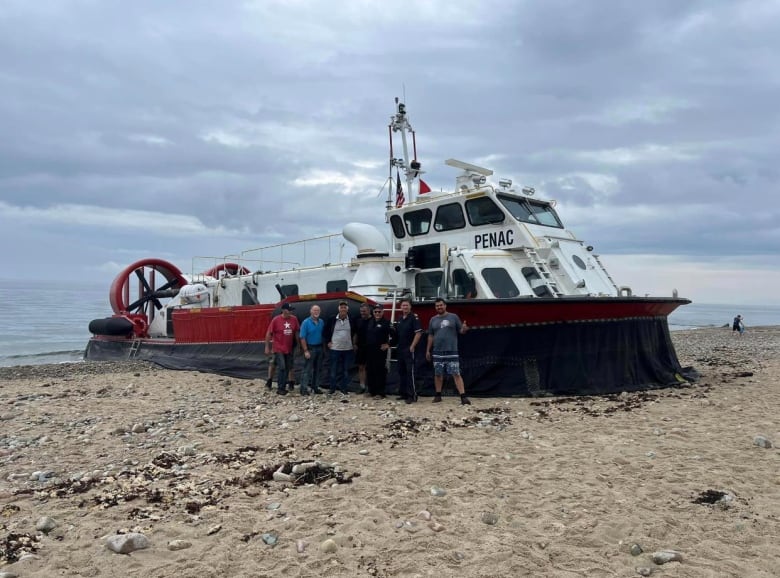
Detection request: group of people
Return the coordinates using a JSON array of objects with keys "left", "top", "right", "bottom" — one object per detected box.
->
[{"left": 263, "top": 297, "right": 471, "bottom": 405}]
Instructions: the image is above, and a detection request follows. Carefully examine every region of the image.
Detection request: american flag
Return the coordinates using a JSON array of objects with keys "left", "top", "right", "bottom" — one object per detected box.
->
[{"left": 395, "top": 169, "right": 405, "bottom": 208}]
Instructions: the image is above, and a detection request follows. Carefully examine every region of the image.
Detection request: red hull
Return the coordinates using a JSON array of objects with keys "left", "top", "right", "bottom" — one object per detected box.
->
[
  {"left": 399, "top": 297, "right": 687, "bottom": 328},
  {"left": 162, "top": 295, "right": 688, "bottom": 345}
]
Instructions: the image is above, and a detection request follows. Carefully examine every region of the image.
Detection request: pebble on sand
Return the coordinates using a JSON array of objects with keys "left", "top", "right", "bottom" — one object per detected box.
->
[
  {"left": 480, "top": 512, "right": 499, "bottom": 525},
  {"left": 35, "top": 516, "right": 58, "bottom": 534},
  {"left": 753, "top": 435, "right": 773, "bottom": 448},
  {"left": 167, "top": 540, "right": 192, "bottom": 551},
  {"left": 105, "top": 532, "right": 150, "bottom": 554},
  {"left": 651, "top": 549, "right": 683, "bottom": 564},
  {"left": 320, "top": 538, "right": 338, "bottom": 553}
]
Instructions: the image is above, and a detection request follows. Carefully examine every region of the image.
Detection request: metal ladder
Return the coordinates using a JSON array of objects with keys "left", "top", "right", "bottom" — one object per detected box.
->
[
  {"left": 523, "top": 247, "right": 563, "bottom": 297},
  {"left": 128, "top": 339, "right": 142, "bottom": 359},
  {"left": 591, "top": 254, "right": 619, "bottom": 293}
]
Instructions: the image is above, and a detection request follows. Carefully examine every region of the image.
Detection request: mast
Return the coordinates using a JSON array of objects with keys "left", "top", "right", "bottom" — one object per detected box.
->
[{"left": 389, "top": 98, "right": 423, "bottom": 205}]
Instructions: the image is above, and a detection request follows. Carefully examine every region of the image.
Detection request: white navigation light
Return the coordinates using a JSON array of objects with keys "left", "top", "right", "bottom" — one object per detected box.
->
[
  {"left": 522, "top": 186, "right": 535, "bottom": 196},
  {"left": 499, "top": 179, "right": 512, "bottom": 188}
]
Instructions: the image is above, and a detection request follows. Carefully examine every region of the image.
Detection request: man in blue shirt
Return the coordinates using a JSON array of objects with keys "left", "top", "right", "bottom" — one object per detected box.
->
[{"left": 299, "top": 304, "right": 325, "bottom": 395}]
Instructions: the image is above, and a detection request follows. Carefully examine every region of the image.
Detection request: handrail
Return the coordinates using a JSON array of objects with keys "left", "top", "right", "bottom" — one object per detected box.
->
[{"left": 189, "top": 232, "right": 348, "bottom": 277}]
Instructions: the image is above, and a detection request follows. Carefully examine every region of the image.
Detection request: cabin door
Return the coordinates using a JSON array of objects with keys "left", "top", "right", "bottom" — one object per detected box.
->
[{"left": 449, "top": 252, "right": 478, "bottom": 299}]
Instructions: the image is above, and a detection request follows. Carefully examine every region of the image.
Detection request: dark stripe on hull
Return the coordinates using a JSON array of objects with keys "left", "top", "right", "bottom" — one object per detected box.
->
[{"left": 85, "top": 315, "right": 695, "bottom": 396}]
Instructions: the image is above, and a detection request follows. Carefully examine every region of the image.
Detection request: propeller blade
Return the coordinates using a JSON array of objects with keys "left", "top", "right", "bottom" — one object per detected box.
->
[
  {"left": 134, "top": 268, "right": 163, "bottom": 310},
  {"left": 126, "top": 295, "right": 150, "bottom": 312}
]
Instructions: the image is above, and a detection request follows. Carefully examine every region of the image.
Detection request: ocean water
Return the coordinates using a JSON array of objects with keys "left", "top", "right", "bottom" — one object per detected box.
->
[
  {"left": 666, "top": 302, "right": 780, "bottom": 331},
  {"left": 0, "top": 279, "right": 107, "bottom": 367},
  {"left": 0, "top": 278, "right": 778, "bottom": 367}
]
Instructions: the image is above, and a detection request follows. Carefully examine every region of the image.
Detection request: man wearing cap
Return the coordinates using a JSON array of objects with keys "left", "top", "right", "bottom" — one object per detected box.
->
[
  {"left": 323, "top": 300, "right": 357, "bottom": 395},
  {"left": 264, "top": 303, "right": 301, "bottom": 396},
  {"left": 365, "top": 305, "right": 392, "bottom": 398}
]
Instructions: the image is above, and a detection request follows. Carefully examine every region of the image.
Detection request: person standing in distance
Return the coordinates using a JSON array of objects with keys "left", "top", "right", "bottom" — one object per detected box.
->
[
  {"left": 299, "top": 304, "right": 325, "bottom": 395},
  {"left": 425, "top": 298, "right": 470, "bottom": 405},
  {"left": 395, "top": 298, "right": 422, "bottom": 404},
  {"left": 732, "top": 314, "right": 745, "bottom": 336},
  {"left": 264, "top": 303, "right": 300, "bottom": 396}
]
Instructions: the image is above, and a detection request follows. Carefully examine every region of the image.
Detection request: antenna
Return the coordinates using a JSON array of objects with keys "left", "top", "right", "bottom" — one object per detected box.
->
[
  {"left": 445, "top": 159, "right": 493, "bottom": 176},
  {"left": 389, "top": 97, "right": 424, "bottom": 205}
]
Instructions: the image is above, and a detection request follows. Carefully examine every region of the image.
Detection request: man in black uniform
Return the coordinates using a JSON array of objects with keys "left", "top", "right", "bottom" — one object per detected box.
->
[
  {"left": 394, "top": 298, "right": 422, "bottom": 403},
  {"left": 365, "top": 305, "right": 392, "bottom": 398},
  {"left": 353, "top": 303, "right": 372, "bottom": 394}
]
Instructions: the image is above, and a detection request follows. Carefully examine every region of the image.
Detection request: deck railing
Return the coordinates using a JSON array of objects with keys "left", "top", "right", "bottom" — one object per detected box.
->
[{"left": 190, "top": 233, "right": 348, "bottom": 278}]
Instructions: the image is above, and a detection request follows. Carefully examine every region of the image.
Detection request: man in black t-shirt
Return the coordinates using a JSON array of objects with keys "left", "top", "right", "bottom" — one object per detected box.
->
[{"left": 353, "top": 303, "right": 372, "bottom": 393}]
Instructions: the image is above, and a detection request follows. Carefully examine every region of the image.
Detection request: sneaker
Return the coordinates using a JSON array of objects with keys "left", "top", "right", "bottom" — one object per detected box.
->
[
  {"left": 287, "top": 381, "right": 295, "bottom": 391},
  {"left": 276, "top": 388, "right": 288, "bottom": 396},
  {"left": 433, "top": 394, "right": 442, "bottom": 403},
  {"left": 405, "top": 397, "right": 414, "bottom": 404},
  {"left": 460, "top": 395, "right": 471, "bottom": 405},
  {"left": 312, "top": 388, "right": 323, "bottom": 394},
  {"left": 265, "top": 380, "right": 272, "bottom": 390},
  {"left": 299, "top": 388, "right": 309, "bottom": 396}
]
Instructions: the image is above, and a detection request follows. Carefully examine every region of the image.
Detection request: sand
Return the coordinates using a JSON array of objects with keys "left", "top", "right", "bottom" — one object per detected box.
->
[{"left": 0, "top": 327, "right": 778, "bottom": 577}]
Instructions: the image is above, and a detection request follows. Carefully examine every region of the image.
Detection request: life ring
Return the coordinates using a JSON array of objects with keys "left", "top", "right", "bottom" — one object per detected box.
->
[{"left": 202, "top": 262, "right": 251, "bottom": 277}]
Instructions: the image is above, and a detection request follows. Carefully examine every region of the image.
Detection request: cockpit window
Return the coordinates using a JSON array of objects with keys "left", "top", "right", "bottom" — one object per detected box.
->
[
  {"left": 497, "top": 194, "right": 563, "bottom": 228},
  {"left": 390, "top": 215, "right": 406, "bottom": 238},
  {"left": 434, "top": 203, "right": 466, "bottom": 231},
  {"left": 404, "top": 208, "right": 432, "bottom": 236},
  {"left": 465, "top": 197, "right": 505, "bottom": 226}
]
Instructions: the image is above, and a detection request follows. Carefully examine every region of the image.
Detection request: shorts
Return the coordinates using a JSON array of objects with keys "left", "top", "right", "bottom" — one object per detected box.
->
[
  {"left": 432, "top": 351, "right": 461, "bottom": 376},
  {"left": 355, "top": 347, "right": 368, "bottom": 365}
]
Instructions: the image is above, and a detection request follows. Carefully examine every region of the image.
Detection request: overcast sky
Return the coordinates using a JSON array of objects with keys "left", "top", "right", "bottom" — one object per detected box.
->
[{"left": 1, "top": 0, "right": 778, "bottom": 305}]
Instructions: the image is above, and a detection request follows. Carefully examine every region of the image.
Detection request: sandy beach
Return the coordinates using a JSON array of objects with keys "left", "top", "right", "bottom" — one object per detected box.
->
[{"left": 1, "top": 327, "right": 778, "bottom": 577}]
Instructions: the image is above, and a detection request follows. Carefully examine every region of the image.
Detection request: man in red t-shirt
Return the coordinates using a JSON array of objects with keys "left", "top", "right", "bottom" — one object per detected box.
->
[{"left": 264, "top": 303, "right": 301, "bottom": 395}]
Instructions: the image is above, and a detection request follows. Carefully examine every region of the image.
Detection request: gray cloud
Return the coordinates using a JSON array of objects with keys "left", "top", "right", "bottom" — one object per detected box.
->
[{"left": 1, "top": 0, "right": 778, "bottom": 301}]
